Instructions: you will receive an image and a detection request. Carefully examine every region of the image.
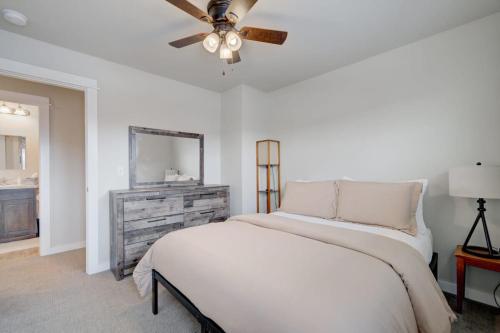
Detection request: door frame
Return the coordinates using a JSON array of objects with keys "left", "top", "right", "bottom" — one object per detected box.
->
[{"left": 0, "top": 57, "right": 100, "bottom": 274}]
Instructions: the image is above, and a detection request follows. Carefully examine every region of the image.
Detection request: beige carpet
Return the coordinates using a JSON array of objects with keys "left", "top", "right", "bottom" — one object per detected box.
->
[
  {"left": 1, "top": 248, "right": 498, "bottom": 332},
  {"left": 0, "top": 249, "right": 199, "bottom": 333}
]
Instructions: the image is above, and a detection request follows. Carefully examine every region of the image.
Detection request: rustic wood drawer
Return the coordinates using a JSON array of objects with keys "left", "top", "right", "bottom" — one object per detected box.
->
[
  {"left": 184, "top": 208, "right": 229, "bottom": 228},
  {"left": 124, "top": 222, "right": 182, "bottom": 246},
  {"left": 184, "top": 191, "right": 228, "bottom": 213},
  {"left": 124, "top": 195, "right": 183, "bottom": 221},
  {"left": 124, "top": 239, "right": 156, "bottom": 268},
  {"left": 123, "top": 221, "right": 183, "bottom": 271},
  {"left": 124, "top": 214, "right": 183, "bottom": 232}
]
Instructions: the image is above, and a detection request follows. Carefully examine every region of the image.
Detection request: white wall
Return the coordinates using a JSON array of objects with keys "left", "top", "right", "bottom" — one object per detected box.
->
[
  {"left": 260, "top": 13, "right": 500, "bottom": 303},
  {"left": 0, "top": 29, "right": 222, "bottom": 268},
  {"left": 221, "top": 86, "right": 243, "bottom": 215},
  {"left": 0, "top": 103, "right": 39, "bottom": 179},
  {"left": 221, "top": 85, "right": 270, "bottom": 215},
  {"left": 240, "top": 86, "right": 271, "bottom": 214}
]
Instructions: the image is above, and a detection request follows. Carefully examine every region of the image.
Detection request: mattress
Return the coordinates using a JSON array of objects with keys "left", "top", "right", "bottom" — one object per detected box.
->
[{"left": 272, "top": 211, "right": 433, "bottom": 264}]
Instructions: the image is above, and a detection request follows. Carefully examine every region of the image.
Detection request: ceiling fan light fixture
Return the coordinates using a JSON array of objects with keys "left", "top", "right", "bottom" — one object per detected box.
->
[
  {"left": 225, "top": 31, "right": 242, "bottom": 51},
  {"left": 203, "top": 33, "right": 220, "bottom": 53},
  {"left": 219, "top": 42, "right": 232, "bottom": 60}
]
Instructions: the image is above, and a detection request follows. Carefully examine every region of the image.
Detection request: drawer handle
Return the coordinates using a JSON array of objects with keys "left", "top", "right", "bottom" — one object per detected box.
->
[
  {"left": 147, "top": 218, "right": 166, "bottom": 223},
  {"left": 200, "top": 211, "right": 215, "bottom": 215},
  {"left": 146, "top": 197, "right": 166, "bottom": 201},
  {"left": 147, "top": 241, "right": 155, "bottom": 246}
]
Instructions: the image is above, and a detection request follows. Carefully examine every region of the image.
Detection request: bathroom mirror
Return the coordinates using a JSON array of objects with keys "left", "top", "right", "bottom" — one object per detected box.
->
[
  {"left": 129, "top": 126, "right": 203, "bottom": 188},
  {"left": 0, "top": 135, "right": 26, "bottom": 170}
]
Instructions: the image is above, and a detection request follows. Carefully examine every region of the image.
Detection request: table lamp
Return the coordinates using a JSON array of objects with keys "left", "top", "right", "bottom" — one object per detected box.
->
[{"left": 449, "top": 163, "right": 500, "bottom": 259}]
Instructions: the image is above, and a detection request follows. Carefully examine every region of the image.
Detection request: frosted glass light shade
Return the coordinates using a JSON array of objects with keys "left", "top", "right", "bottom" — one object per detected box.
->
[
  {"left": 219, "top": 42, "right": 232, "bottom": 59},
  {"left": 13, "top": 105, "right": 30, "bottom": 116},
  {"left": 0, "top": 103, "right": 12, "bottom": 114},
  {"left": 449, "top": 165, "right": 500, "bottom": 199},
  {"left": 203, "top": 33, "right": 220, "bottom": 53},
  {"left": 225, "top": 31, "right": 242, "bottom": 51}
]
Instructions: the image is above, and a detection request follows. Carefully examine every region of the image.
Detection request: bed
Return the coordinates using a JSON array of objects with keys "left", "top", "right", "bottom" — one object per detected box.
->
[{"left": 134, "top": 212, "right": 455, "bottom": 333}]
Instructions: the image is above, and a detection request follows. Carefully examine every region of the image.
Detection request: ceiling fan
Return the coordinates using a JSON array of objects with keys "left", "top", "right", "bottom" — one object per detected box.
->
[{"left": 166, "top": 0, "right": 288, "bottom": 64}]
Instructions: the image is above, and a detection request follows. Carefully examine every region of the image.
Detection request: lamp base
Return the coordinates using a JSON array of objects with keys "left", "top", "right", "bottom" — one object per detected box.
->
[
  {"left": 462, "top": 245, "right": 500, "bottom": 259},
  {"left": 462, "top": 198, "right": 500, "bottom": 260}
]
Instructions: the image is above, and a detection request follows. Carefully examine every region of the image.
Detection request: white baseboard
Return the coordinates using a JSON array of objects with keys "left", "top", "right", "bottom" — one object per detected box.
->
[
  {"left": 439, "top": 279, "right": 496, "bottom": 307},
  {"left": 41, "top": 241, "right": 85, "bottom": 256},
  {"left": 88, "top": 261, "right": 110, "bottom": 275}
]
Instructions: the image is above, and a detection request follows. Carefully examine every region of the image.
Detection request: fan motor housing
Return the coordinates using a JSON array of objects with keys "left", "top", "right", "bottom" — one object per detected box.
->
[{"left": 207, "top": 0, "right": 232, "bottom": 23}]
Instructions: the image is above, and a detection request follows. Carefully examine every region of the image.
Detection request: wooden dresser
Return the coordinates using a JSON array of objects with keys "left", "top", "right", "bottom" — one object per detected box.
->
[{"left": 109, "top": 185, "right": 229, "bottom": 280}]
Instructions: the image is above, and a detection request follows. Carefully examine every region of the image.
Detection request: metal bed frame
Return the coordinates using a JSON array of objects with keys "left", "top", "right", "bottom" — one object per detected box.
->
[{"left": 152, "top": 253, "right": 439, "bottom": 333}]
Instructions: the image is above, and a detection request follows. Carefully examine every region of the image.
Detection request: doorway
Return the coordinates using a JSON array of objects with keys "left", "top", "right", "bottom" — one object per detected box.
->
[{"left": 0, "top": 57, "right": 99, "bottom": 274}]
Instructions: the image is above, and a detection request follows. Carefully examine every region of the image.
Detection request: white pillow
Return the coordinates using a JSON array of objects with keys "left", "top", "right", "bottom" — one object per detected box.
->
[{"left": 342, "top": 177, "right": 428, "bottom": 235}]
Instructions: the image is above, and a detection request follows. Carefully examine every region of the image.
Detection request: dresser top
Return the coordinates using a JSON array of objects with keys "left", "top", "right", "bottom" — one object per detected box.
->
[{"left": 110, "top": 184, "right": 229, "bottom": 196}]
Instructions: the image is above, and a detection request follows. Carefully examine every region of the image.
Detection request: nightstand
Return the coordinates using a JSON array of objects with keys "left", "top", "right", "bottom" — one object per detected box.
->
[{"left": 455, "top": 245, "right": 500, "bottom": 313}]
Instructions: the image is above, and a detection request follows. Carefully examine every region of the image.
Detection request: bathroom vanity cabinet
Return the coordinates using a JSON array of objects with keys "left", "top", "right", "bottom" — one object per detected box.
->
[{"left": 0, "top": 188, "right": 37, "bottom": 243}]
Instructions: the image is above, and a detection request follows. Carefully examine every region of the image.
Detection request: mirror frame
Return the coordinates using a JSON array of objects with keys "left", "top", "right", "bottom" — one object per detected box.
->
[{"left": 129, "top": 126, "right": 204, "bottom": 189}]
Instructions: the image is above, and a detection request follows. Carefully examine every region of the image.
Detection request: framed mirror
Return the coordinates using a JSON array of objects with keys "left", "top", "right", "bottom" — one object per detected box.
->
[
  {"left": 129, "top": 126, "right": 204, "bottom": 189},
  {"left": 0, "top": 135, "right": 27, "bottom": 170}
]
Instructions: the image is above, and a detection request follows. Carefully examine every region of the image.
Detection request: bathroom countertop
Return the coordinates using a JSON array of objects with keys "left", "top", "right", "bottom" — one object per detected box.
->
[{"left": 0, "top": 184, "right": 38, "bottom": 190}]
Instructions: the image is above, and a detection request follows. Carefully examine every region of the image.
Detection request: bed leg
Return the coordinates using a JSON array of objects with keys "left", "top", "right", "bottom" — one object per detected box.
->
[
  {"left": 152, "top": 270, "right": 158, "bottom": 315},
  {"left": 200, "top": 321, "right": 208, "bottom": 333}
]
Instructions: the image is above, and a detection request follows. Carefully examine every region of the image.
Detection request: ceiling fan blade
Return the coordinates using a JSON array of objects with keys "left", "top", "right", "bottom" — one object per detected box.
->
[
  {"left": 239, "top": 26, "right": 288, "bottom": 45},
  {"left": 169, "top": 33, "right": 208, "bottom": 48},
  {"left": 225, "top": 0, "right": 258, "bottom": 23},
  {"left": 227, "top": 51, "right": 241, "bottom": 64},
  {"left": 165, "top": 0, "right": 212, "bottom": 22}
]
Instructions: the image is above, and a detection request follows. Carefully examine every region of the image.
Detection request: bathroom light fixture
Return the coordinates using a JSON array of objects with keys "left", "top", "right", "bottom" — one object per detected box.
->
[
  {"left": 13, "top": 104, "right": 30, "bottom": 117},
  {"left": 0, "top": 101, "right": 13, "bottom": 114},
  {"left": 2, "top": 9, "right": 28, "bottom": 27}
]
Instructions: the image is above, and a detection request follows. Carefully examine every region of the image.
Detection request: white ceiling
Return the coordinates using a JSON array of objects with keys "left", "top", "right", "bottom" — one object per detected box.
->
[{"left": 0, "top": 0, "right": 499, "bottom": 92}]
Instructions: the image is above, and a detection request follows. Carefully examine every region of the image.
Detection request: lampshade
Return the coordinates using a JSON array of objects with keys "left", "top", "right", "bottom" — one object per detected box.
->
[
  {"left": 203, "top": 33, "right": 220, "bottom": 53},
  {"left": 219, "top": 42, "right": 232, "bottom": 59},
  {"left": 13, "top": 104, "right": 30, "bottom": 116},
  {"left": 225, "top": 31, "right": 242, "bottom": 51},
  {"left": 449, "top": 165, "right": 500, "bottom": 199},
  {"left": 0, "top": 102, "right": 12, "bottom": 114}
]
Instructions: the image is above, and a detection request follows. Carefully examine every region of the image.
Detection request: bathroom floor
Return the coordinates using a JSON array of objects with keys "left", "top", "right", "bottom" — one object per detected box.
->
[{"left": 0, "top": 237, "right": 39, "bottom": 260}]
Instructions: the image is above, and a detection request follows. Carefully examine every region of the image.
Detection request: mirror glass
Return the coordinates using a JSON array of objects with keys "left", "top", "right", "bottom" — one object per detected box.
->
[
  {"left": 0, "top": 135, "right": 26, "bottom": 170},
  {"left": 135, "top": 133, "right": 200, "bottom": 184}
]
